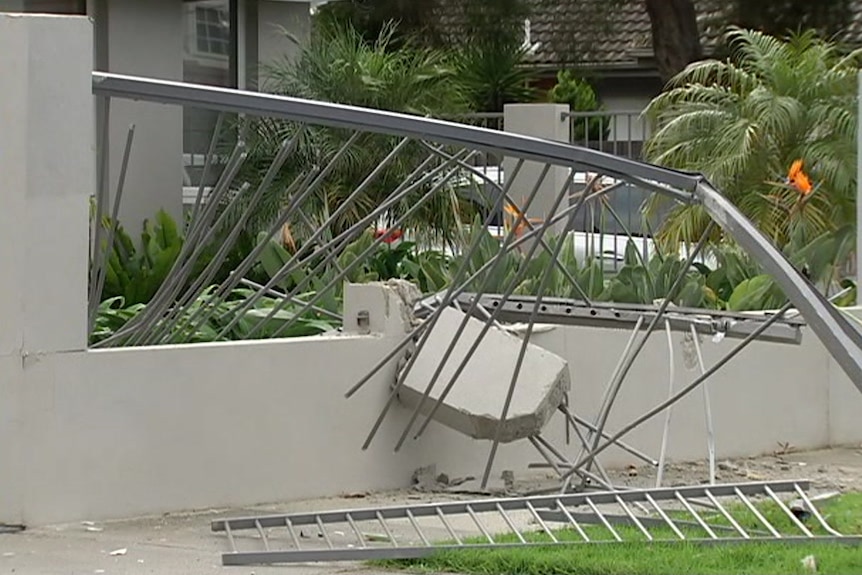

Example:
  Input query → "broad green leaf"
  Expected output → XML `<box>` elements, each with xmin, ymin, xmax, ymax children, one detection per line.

<box><xmin>258</xmin><ymin>239</ymin><xmax>293</xmax><ymax>289</ymax></box>
<box><xmin>727</xmin><ymin>274</ymin><xmax>780</xmax><ymax>311</ymax></box>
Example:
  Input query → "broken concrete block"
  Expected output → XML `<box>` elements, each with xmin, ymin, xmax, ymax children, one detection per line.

<box><xmin>501</xmin><ymin>470</ymin><xmax>515</xmax><ymax>491</ymax></box>
<box><xmin>399</xmin><ymin>307</ymin><xmax>570</xmax><ymax>443</ymax></box>
<box><xmin>343</xmin><ymin>280</ymin><xmax>421</xmax><ymax>335</ymax></box>
<box><xmin>411</xmin><ymin>464</ymin><xmax>438</xmax><ymax>491</ymax></box>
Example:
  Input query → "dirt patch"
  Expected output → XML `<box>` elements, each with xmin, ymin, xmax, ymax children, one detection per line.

<box><xmin>391</xmin><ymin>445</ymin><xmax>862</xmax><ymax>500</ymax></box>
<box><xmin>605</xmin><ymin>444</ymin><xmax>862</xmax><ymax>493</ymax></box>
<box><xmin>268</xmin><ymin>445</ymin><xmax>862</xmax><ymax>513</ymax></box>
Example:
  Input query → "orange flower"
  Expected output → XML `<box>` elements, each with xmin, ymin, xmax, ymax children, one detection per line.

<box><xmin>787</xmin><ymin>159</ymin><xmax>813</xmax><ymax>195</ymax></box>
<box><xmin>503</xmin><ymin>202</ymin><xmax>528</xmax><ymax>236</ymax></box>
<box><xmin>503</xmin><ymin>203</ymin><xmax>523</xmax><ymax>219</ymax></box>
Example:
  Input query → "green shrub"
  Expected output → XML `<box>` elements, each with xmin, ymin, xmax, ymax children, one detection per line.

<box><xmin>548</xmin><ymin>70</ymin><xmax>609</xmax><ymax>142</ymax></box>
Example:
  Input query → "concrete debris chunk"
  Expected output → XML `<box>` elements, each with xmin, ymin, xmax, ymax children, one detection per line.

<box><xmin>399</xmin><ymin>307</ymin><xmax>570</xmax><ymax>442</ymax></box>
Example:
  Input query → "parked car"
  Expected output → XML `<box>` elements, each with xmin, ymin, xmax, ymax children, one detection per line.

<box><xmin>444</xmin><ymin>164</ymin><xmax>714</xmax><ymax>272</ymax></box>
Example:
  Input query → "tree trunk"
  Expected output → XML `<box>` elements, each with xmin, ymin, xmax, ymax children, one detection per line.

<box><xmin>644</xmin><ymin>0</ymin><xmax>702</xmax><ymax>85</ymax></box>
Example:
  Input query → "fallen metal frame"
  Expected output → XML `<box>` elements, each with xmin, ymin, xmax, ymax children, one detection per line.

<box><xmin>428</xmin><ymin>293</ymin><xmax>805</xmax><ymax>344</ymax></box>
<box><xmin>211</xmin><ymin>480</ymin><xmax>859</xmax><ymax>565</ymax></box>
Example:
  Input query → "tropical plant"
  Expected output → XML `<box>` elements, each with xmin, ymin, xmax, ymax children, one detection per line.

<box><xmin>257</xmin><ymin>229</ymin><xmax>451</xmax><ymax>297</ymax></box>
<box><xmin>603</xmin><ymin>231</ymin><xmax>858</xmax><ymax>313</ymax></box>
<box><xmin>313</xmin><ymin>0</ymin><xmax>440</xmax><ymax>46</ymax></box>
<box><xmin>263</xmin><ymin>20</ymin><xmax>467</xmax><ymax>114</ymax></box>
<box><xmin>644</xmin><ymin>27</ymin><xmax>861</xmax><ymax>251</ymax></box>
<box><xmin>91</xmin><ymin>296</ymin><xmax>147</xmax><ymax>344</ymax></box>
<box><xmin>95</xmin><ymin>209</ymin><xmax>184</xmax><ymax>306</ymax></box>
<box><xmin>599</xmin><ymin>242</ymin><xmax>711</xmax><ymax>308</ymax></box>
<box><xmin>452</xmin><ymin>216</ymin><xmax>606</xmax><ymax>299</ymax></box>
<box><xmin>234</xmin><ymin>20</ymin><xmax>474</xmax><ymax>246</ymax></box>
<box><xmin>548</xmin><ymin>70</ymin><xmax>609</xmax><ymax>142</ymax></box>
<box><xmin>91</xmin><ymin>207</ymin><xmax>267</xmax><ymax>306</ymax></box>
<box><xmin>454</xmin><ymin>37</ymin><xmax>538</xmax><ymax>113</ymax></box>
<box><xmin>697</xmin><ymin>227</ymin><xmax>854</xmax><ymax>311</ymax></box>
<box><xmin>91</xmin><ymin>288</ymin><xmax>339</xmax><ymax>346</ymax></box>
<box><xmin>366</xmin><ymin>240</ymin><xmax>452</xmax><ymax>293</ymax></box>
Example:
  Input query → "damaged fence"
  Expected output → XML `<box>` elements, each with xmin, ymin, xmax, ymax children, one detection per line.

<box><xmin>87</xmin><ymin>73</ymin><xmax>862</xmax><ymax>550</ymax></box>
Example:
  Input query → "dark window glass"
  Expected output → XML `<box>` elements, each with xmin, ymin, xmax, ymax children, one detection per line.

<box><xmin>183</xmin><ymin>1</ymin><xmax>236</xmax><ymax>194</ymax></box>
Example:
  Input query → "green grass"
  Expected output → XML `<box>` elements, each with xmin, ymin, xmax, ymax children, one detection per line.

<box><xmin>375</xmin><ymin>493</ymin><xmax>862</xmax><ymax>575</ymax></box>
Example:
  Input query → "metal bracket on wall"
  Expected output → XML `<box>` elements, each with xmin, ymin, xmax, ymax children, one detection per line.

<box><xmin>211</xmin><ymin>480</ymin><xmax>859</xmax><ymax>566</ymax></box>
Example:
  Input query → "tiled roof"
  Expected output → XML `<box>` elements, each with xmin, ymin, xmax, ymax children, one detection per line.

<box><xmin>435</xmin><ymin>0</ymin><xmax>862</xmax><ymax>70</ymax></box>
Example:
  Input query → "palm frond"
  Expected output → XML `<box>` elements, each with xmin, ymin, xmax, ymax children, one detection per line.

<box><xmin>645</xmin><ymin>26</ymin><xmax>857</xmax><ymax>251</ymax></box>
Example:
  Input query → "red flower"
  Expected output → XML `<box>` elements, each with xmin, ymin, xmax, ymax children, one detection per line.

<box><xmin>373</xmin><ymin>228</ymin><xmax>403</xmax><ymax>244</ymax></box>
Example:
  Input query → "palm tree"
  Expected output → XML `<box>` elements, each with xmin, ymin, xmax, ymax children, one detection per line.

<box><xmin>454</xmin><ymin>37</ymin><xmax>538</xmax><ymax>113</ymax></box>
<box><xmin>233</xmin><ymin>20</ymin><xmax>474</xmax><ymax>247</ymax></box>
<box><xmin>644</xmin><ymin>27</ymin><xmax>861</xmax><ymax>249</ymax></box>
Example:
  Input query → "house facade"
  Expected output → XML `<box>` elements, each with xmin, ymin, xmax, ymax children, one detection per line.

<box><xmin>522</xmin><ymin>0</ymin><xmax>862</xmax><ymax>107</ymax></box>
<box><xmin>0</xmin><ymin>0</ymin><xmax>311</xmax><ymax>228</ymax></box>
<box><xmin>439</xmin><ymin>0</ymin><xmax>862</xmax><ymax>159</ymax></box>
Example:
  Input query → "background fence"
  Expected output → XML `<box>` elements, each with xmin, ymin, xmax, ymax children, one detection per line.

<box><xmin>445</xmin><ymin>110</ymin><xmax>651</xmax><ymax>160</ymax></box>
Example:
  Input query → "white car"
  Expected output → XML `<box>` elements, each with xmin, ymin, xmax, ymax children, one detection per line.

<box><xmin>445</xmin><ymin>165</ymin><xmax>715</xmax><ymax>272</ymax></box>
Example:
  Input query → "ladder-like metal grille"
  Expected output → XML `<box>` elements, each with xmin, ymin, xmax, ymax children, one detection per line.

<box><xmin>211</xmin><ymin>480</ymin><xmax>858</xmax><ymax>565</ymax></box>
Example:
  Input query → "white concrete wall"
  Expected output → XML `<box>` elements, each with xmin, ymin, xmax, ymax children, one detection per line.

<box><xmin>0</xmin><ymin>13</ymin><xmax>93</xmax><ymax>355</ymax></box>
<box><xmin>0</xmin><ymin>11</ymin><xmax>93</xmax><ymax>525</ymax></box>
<box><xmin>409</xmin><ymin>321</ymin><xmax>862</xmax><ymax>484</ymax></box>
<box><xmin>3</xmin><ymin>336</ymin><xmax>424</xmax><ymax>525</ymax></box>
<box><xmin>528</xmin><ymin>325</ymin><xmax>831</xmax><ymax>463</ymax></box>
<box><xmin>6</xmin><ymin>314</ymin><xmax>861</xmax><ymax>526</ymax></box>
<box><xmin>829</xmin><ymin>355</ymin><xmax>862</xmax><ymax>445</ymax></box>
<box><xmin>825</xmin><ymin>310</ymin><xmax>862</xmax><ymax>444</ymax></box>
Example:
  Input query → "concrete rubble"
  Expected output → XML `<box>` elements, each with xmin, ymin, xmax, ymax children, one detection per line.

<box><xmin>399</xmin><ymin>307</ymin><xmax>571</xmax><ymax>443</ymax></box>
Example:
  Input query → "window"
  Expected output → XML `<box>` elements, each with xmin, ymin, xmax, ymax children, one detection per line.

<box><xmin>184</xmin><ymin>1</ymin><xmax>233</xmax><ymax>63</ymax></box>
<box><xmin>183</xmin><ymin>0</ymin><xmax>238</xmax><ymax>196</ymax></box>
<box><xmin>195</xmin><ymin>5</ymin><xmax>230</xmax><ymax>56</ymax></box>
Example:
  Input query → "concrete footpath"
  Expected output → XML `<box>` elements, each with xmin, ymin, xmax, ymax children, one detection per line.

<box><xmin>0</xmin><ymin>487</ymin><xmax>482</xmax><ymax>575</ymax></box>
<box><xmin>0</xmin><ymin>506</ymin><xmax>376</xmax><ymax>575</ymax></box>
<box><xmin>2</xmin><ymin>446</ymin><xmax>860</xmax><ymax>574</ymax></box>
<box><xmin>0</xmin><ymin>490</ymin><xmax>431</xmax><ymax>575</ymax></box>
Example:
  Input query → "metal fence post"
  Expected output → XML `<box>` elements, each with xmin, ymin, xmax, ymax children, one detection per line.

<box><xmin>856</xmin><ymin>70</ymin><xmax>862</xmax><ymax>304</ymax></box>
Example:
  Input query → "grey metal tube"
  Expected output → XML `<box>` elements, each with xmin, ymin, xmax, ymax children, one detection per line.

<box><xmin>92</xmin><ymin>72</ymin><xmax>704</xmax><ymax>192</ymax></box>
<box><xmin>696</xmin><ymin>182</ymin><xmax>862</xmax><ymax>390</ymax></box>
<box><xmin>563</xmin><ymin>301</ymin><xmax>796</xmax><ymax>480</ymax></box>
<box><xmin>88</xmin><ymin>123</ymin><xmax>135</xmax><ymax>333</ymax></box>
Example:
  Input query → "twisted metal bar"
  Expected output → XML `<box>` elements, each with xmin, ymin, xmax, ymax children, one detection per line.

<box><xmin>481</xmin><ymin>177</ymin><xmax>588</xmax><ymax>487</ymax></box>
<box><xmin>561</xmin><ymin>301</ymin><xmax>795</xmax><ymax>482</ymax></box>
<box><xmin>578</xmin><ymin>222</ymin><xmax>715</xmax><ymax>479</ymax></box>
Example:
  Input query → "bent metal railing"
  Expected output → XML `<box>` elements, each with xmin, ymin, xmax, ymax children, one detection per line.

<box><xmin>89</xmin><ymin>72</ymin><xmax>862</xmax><ymax>380</ymax></box>
<box><xmin>89</xmin><ymin>72</ymin><xmax>862</xmax><ymax>490</ymax></box>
